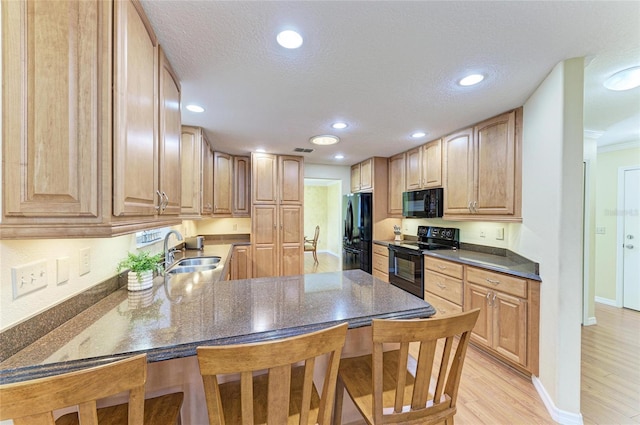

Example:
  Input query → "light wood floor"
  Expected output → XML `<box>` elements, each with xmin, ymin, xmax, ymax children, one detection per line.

<box><xmin>304</xmin><ymin>252</ymin><xmax>640</xmax><ymax>424</ymax></box>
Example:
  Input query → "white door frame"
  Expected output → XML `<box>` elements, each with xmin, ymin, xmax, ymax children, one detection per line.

<box><xmin>582</xmin><ymin>160</ymin><xmax>595</xmax><ymax>325</ymax></box>
<box><xmin>615</xmin><ymin>165</ymin><xmax>640</xmax><ymax>307</ymax></box>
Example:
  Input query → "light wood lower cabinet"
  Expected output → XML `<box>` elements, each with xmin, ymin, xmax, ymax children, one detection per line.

<box><xmin>463</xmin><ymin>265</ymin><xmax>537</xmax><ymax>375</ymax></box>
<box><xmin>372</xmin><ymin>244</ymin><xmax>389</xmax><ymax>282</ymax></box>
<box><xmin>424</xmin><ymin>257</ymin><xmax>463</xmax><ymax>316</ymax></box>
<box><xmin>229</xmin><ymin>245</ymin><xmax>252</xmax><ymax>280</ymax></box>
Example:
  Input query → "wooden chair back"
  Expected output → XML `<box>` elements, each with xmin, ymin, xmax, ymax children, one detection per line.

<box><xmin>0</xmin><ymin>354</ymin><xmax>147</xmax><ymax>425</ymax></box>
<box><xmin>197</xmin><ymin>322</ymin><xmax>348</xmax><ymax>425</ymax></box>
<box><xmin>370</xmin><ymin>309</ymin><xmax>480</xmax><ymax>424</ymax></box>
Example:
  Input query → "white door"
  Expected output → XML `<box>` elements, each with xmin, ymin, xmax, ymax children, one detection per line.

<box><xmin>622</xmin><ymin>168</ymin><xmax>640</xmax><ymax>311</ymax></box>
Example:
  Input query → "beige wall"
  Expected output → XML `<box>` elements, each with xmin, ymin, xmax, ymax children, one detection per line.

<box><xmin>583</xmin><ymin>136</ymin><xmax>599</xmax><ymax>323</ymax></box>
<box><xmin>595</xmin><ymin>145</ymin><xmax>640</xmax><ymax>301</ymax></box>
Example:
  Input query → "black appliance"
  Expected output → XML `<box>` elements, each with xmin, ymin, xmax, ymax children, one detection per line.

<box><xmin>402</xmin><ymin>188</ymin><xmax>443</xmax><ymax>218</ymax></box>
<box><xmin>388</xmin><ymin>225</ymin><xmax>459</xmax><ymax>298</ymax></box>
<box><xmin>342</xmin><ymin>192</ymin><xmax>373</xmax><ymax>273</ymax></box>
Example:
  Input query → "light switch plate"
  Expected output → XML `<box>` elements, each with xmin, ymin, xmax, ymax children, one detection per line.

<box><xmin>79</xmin><ymin>247</ymin><xmax>91</xmax><ymax>276</ymax></box>
<box><xmin>57</xmin><ymin>257</ymin><xmax>70</xmax><ymax>284</ymax></box>
<box><xmin>12</xmin><ymin>260</ymin><xmax>48</xmax><ymax>299</ymax></box>
<box><xmin>496</xmin><ymin>227</ymin><xmax>505</xmax><ymax>240</ymax></box>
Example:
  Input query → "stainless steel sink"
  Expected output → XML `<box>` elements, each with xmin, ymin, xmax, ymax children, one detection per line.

<box><xmin>176</xmin><ymin>256</ymin><xmax>221</xmax><ymax>267</ymax></box>
<box><xmin>166</xmin><ymin>256</ymin><xmax>221</xmax><ymax>274</ymax></box>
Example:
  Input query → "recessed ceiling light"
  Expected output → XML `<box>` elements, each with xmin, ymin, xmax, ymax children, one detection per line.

<box><xmin>604</xmin><ymin>66</ymin><xmax>640</xmax><ymax>91</ymax></box>
<box><xmin>256</xmin><ymin>148</ymin><xmax>266</xmax><ymax>153</ymax></box>
<box><xmin>310</xmin><ymin>135</ymin><xmax>339</xmax><ymax>145</ymax></box>
<box><xmin>332</xmin><ymin>122</ymin><xmax>348</xmax><ymax>129</ymax></box>
<box><xmin>185</xmin><ymin>104</ymin><xmax>205</xmax><ymax>113</ymax></box>
<box><xmin>276</xmin><ymin>30</ymin><xmax>303</xmax><ymax>49</ymax></box>
<box><xmin>334</xmin><ymin>154</ymin><xmax>344</xmax><ymax>160</ymax></box>
<box><xmin>459</xmin><ymin>74</ymin><xmax>484</xmax><ymax>86</ymax></box>
<box><xmin>411</xmin><ymin>131</ymin><xmax>426</xmax><ymax>138</ymax></box>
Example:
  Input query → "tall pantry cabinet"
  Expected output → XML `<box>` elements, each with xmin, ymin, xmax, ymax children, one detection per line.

<box><xmin>251</xmin><ymin>153</ymin><xmax>304</xmax><ymax>278</ymax></box>
<box><xmin>1</xmin><ymin>0</ymin><xmax>182</xmax><ymax>238</ymax></box>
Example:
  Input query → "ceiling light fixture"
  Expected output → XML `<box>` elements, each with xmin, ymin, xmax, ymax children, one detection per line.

<box><xmin>334</xmin><ymin>154</ymin><xmax>344</xmax><ymax>160</ymax></box>
<box><xmin>332</xmin><ymin>122</ymin><xmax>348</xmax><ymax>129</ymax></box>
<box><xmin>459</xmin><ymin>74</ymin><xmax>484</xmax><ymax>86</ymax></box>
<box><xmin>310</xmin><ymin>135</ymin><xmax>339</xmax><ymax>145</ymax></box>
<box><xmin>411</xmin><ymin>131</ymin><xmax>426</xmax><ymax>138</ymax></box>
<box><xmin>276</xmin><ymin>30</ymin><xmax>303</xmax><ymax>49</ymax></box>
<box><xmin>604</xmin><ymin>66</ymin><xmax>640</xmax><ymax>91</ymax></box>
<box><xmin>185</xmin><ymin>104</ymin><xmax>205</xmax><ymax>113</ymax></box>
<box><xmin>256</xmin><ymin>148</ymin><xmax>266</xmax><ymax>153</ymax></box>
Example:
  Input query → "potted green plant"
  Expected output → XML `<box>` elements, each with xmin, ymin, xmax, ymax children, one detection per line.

<box><xmin>117</xmin><ymin>251</ymin><xmax>164</xmax><ymax>291</ymax></box>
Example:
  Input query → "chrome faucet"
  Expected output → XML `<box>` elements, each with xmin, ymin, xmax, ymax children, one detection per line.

<box><xmin>163</xmin><ymin>230</ymin><xmax>184</xmax><ymax>268</ymax></box>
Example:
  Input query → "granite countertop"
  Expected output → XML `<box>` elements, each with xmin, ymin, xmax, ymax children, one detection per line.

<box><xmin>0</xmin><ymin>269</ymin><xmax>435</xmax><ymax>384</ymax></box>
<box><xmin>376</xmin><ymin>240</ymin><xmax>541</xmax><ymax>281</ymax></box>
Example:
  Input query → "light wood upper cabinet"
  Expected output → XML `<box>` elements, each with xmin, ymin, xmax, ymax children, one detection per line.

<box><xmin>180</xmin><ymin>126</ymin><xmax>203</xmax><ymax>217</ymax></box>
<box><xmin>278</xmin><ymin>156</ymin><xmax>304</xmax><ymax>204</ymax></box>
<box><xmin>213</xmin><ymin>152</ymin><xmax>232</xmax><ymax>215</ymax></box>
<box><xmin>351</xmin><ymin>158</ymin><xmax>373</xmax><ymax>192</ymax></box>
<box><xmin>251</xmin><ymin>153</ymin><xmax>303</xmax><ymax>205</ymax></box>
<box><xmin>158</xmin><ymin>46</ymin><xmax>181</xmax><ymax>215</ymax></box>
<box><xmin>443</xmin><ymin>109</ymin><xmax>521</xmax><ymax>221</ymax></box>
<box><xmin>202</xmin><ymin>139</ymin><xmax>214</xmax><ymax>215</ymax></box>
<box><xmin>1</xmin><ymin>0</ymin><xmax>107</xmax><ymax>235</ymax></box>
<box><xmin>405</xmin><ymin>147</ymin><xmax>422</xmax><ymax>191</ymax></box>
<box><xmin>113</xmin><ymin>0</ymin><xmax>159</xmax><ymax>217</ymax></box>
<box><xmin>423</xmin><ymin>139</ymin><xmax>443</xmax><ymax>188</ymax></box>
<box><xmin>233</xmin><ymin>156</ymin><xmax>251</xmax><ymax>217</ymax></box>
<box><xmin>387</xmin><ymin>153</ymin><xmax>406</xmax><ymax>216</ymax></box>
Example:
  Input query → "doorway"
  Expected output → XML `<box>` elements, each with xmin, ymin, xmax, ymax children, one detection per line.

<box><xmin>617</xmin><ymin>166</ymin><xmax>640</xmax><ymax>311</ymax></box>
<box><xmin>303</xmin><ymin>178</ymin><xmax>342</xmax><ymax>259</ymax></box>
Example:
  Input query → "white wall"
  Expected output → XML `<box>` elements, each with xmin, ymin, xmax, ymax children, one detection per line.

<box><xmin>583</xmin><ymin>136</ymin><xmax>599</xmax><ymax>324</ymax></box>
<box><xmin>510</xmin><ymin>58</ymin><xmax>585</xmax><ymax>422</ymax></box>
<box><xmin>304</xmin><ymin>163</ymin><xmax>351</xmax><ymax>195</ymax></box>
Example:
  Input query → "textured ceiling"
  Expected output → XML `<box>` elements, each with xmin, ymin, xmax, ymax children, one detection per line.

<box><xmin>140</xmin><ymin>1</ymin><xmax>640</xmax><ymax>165</ymax></box>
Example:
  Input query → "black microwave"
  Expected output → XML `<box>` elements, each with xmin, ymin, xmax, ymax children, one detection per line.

<box><xmin>402</xmin><ymin>188</ymin><xmax>443</xmax><ymax>218</ymax></box>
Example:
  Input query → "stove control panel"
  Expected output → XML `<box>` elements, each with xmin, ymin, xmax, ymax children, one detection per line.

<box><xmin>417</xmin><ymin>226</ymin><xmax>460</xmax><ymax>242</ymax></box>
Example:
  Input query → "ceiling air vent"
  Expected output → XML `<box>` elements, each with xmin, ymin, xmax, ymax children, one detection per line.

<box><xmin>293</xmin><ymin>147</ymin><xmax>314</xmax><ymax>153</ymax></box>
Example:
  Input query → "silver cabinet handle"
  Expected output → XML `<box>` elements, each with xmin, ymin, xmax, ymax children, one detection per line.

<box><xmin>161</xmin><ymin>192</ymin><xmax>169</xmax><ymax>211</ymax></box>
<box><xmin>626</xmin><ymin>244</ymin><xmax>634</xmax><ymax>249</ymax></box>
<box><xmin>468</xmin><ymin>202</ymin><xmax>473</xmax><ymax>212</ymax></box>
<box><xmin>436</xmin><ymin>282</ymin><xmax>446</xmax><ymax>290</ymax></box>
<box><xmin>486</xmin><ymin>278</ymin><xmax>501</xmax><ymax>285</ymax></box>
<box><xmin>486</xmin><ymin>292</ymin><xmax>491</xmax><ymax>306</ymax></box>
<box><xmin>437</xmin><ymin>264</ymin><xmax>447</xmax><ymax>270</ymax></box>
<box><xmin>155</xmin><ymin>190</ymin><xmax>163</xmax><ymax>211</ymax></box>
<box><xmin>492</xmin><ymin>294</ymin><xmax>497</xmax><ymax>306</ymax></box>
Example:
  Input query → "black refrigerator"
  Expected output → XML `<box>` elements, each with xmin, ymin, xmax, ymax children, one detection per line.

<box><xmin>342</xmin><ymin>192</ymin><xmax>373</xmax><ymax>273</ymax></box>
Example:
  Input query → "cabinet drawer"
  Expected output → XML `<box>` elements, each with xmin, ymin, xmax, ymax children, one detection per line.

<box><xmin>424</xmin><ymin>270</ymin><xmax>463</xmax><ymax>305</ymax></box>
<box><xmin>424</xmin><ymin>256</ymin><xmax>463</xmax><ymax>279</ymax></box>
<box><xmin>373</xmin><ymin>244</ymin><xmax>389</xmax><ymax>256</ymax></box>
<box><xmin>424</xmin><ymin>293</ymin><xmax>462</xmax><ymax>317</ymax></box>
<box><xmin>466</xmin><ymin>266</ymin><xmax>527</xmax><ymax>298</ymax></box>
<box><xmin>373</xmin><ymin>252</ymin><xmax>388</xmax><ymax>274</ymax></box>
<box><xmin>372</xmin><ymin>268</ymin><xmax>389</xmax><ymax>283</ymax></box>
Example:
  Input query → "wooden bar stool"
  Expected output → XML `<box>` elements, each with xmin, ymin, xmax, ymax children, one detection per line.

<box><xmin>0</xmin><ymin>354</ymin><xmax>183</xmax><ymax>425</ymax></box>
<box><xmin>196</xmin><ymin>322</ymin><xmax>348</xmax><ymax>425</ymax></box>
<box><xmin>333</xmin><ymin>309</ymin><xmax>480</xmax><ymax>425</ymax></box>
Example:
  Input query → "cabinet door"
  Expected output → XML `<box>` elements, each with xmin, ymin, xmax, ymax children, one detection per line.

<box><xmin>279</xmin><ymin>156</ymin><xmax>304</xmax><ymax>204</ymax></box>
<box><xmin>474</xmin><ymin>111</ymin><xmax>516</xmax><ymax>215</ymax></box>
<box><xmin>233</xmin><ymin>156</ymin><xmax>250</xmax><ymax>216</ymax></box>
<box><xmin>113</xmin><ymin>0</ymin><xmax>159</xmax><ymax>216</ymax></box>
<box><xmin>231</xmin><ymin>245</ymin><xmax>251</xmax><ymax>280</ymax></box>
<box><xmin>443</xmin><ymin>128</ymin><xmax>474</xmax><ymax>215</ymax></box>
<box><xmin>252</xmin><ymin>153</ymin><xmax>278</xmax><ymax>204</ymax></box>
<box><xmin>180</xmin><ymin>126</ymin><xmax>202</xmax><ymax>216</ymax></box>
<box><xmin>213</xmin><ymin>152</ymin><xmax>232</xmax><ymax>214</ymax></box>
<box><xmin>359</xmin><ymin>158</ymin><xmax>373</xmax><ymax>191</ymax></box>
<box><xmin>158</xmin><ymin>47</ymin><xmax>181</xmax><ymax>215</ymax></box>
<box><xmin>464</xmin><ymin>283</ymin><xmax>492</xmax><ymax>347</ymax></box>
<box><xmin>405</xmin><ymin>147</ymin><xmax>422</xmax><ymax>191</ymax></box>
<box><xmin>493</xmin><ymin>291</ymin><xmax>527</xmax><ymax>366</ymax></box>
<box><xmin>280</xmin><ymin>205</ymin><xmax>303</xmax><ymax>276</ymax></box>
<box><xmin>350</xmin><ymin>163</ymin><xmax>361</xmax><ymax>192</ymax></box>
<box><xmin>387</xmin><ymin>153</ymin><xmax>405</xmax><ymax>216</ymax></box>
<box><xmin>202</xmin><ymin>140</ymin><xmax>214</xmax><ymax>215</ymax></box>
<box><xmin>252</xmin><ymin>205</ymin><xmax>278</xmax><ymax>277</ymax></box>
<box><xmin>423</xmin><ymin>139</ymin><xmax>442</xmax><ymax>188</ymax></box>
<box><xmin>2</xmin><ymin>0</ymin><xmax>104</xmax><ymax>222</ymax></box>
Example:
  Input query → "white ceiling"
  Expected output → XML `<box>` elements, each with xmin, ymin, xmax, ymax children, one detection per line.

<box><xmin>140</xmin><ymin>1</ymin><xmax>640</xmax><ymax>165</ymax></box>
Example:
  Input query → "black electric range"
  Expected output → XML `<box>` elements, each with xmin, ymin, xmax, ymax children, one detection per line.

<box><xmin>387</xmin><ymin>226</ymin><xmax>460</xmax><ymax>299</ymax></box>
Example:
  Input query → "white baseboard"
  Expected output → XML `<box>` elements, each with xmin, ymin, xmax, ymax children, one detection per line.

<box><xmin>583</xmin><ymin>316</ymin><xmax>597</xmax><ymax>326</ymax></box>
<box><xmin>594</xmin><ymin>296</ymin><xmax>617</xmax><ymax>307</ymax></box>
<box><xmin>532</xmin><ymin>376</ymin><xmax>583</xmax><ymax>425</ymax></box>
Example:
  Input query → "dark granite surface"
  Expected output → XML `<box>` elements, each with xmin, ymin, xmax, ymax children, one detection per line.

<box><xmin>0</xmin><ymin>269</ymin><xmax>434</xmax><ymax>384</ymax></box>
<box><xmin>376</xmin><ymin>240</ymin><xmax>541</xmax><ymax>281</ymax></box>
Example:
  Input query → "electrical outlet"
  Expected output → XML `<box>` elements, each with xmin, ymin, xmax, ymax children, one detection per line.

<box><xmin>57</xmin><ymin>257</ymin><xmax>70</xmax><ymax>284</ymax></box>
<box><xmin>480</xmin><ymin>229</ymin><xmax>486</xmax><ymax>238</ymax></box>
<box><xmin>79</xmin><ymin>247</ymin><xmax>91</xmax><ymax>276</ymax></box>
<box><xmin>12</xmin><ymin>260</ymin><xmax>48</xmax><ymax>299</ymax></box>
<box><xmin>595</xmin><ymin>227</ymin><xmax>606</xmax><ymax>235</ymax></box>
<box><xmin>495</xmin><ymin>227</ymin><xmax>505</xmax><ymax>240</ymax></box>
<box><xmin>233</xmin><ymin>223</ymin><xmax>238</xmax><ymax>231</ymax></box>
